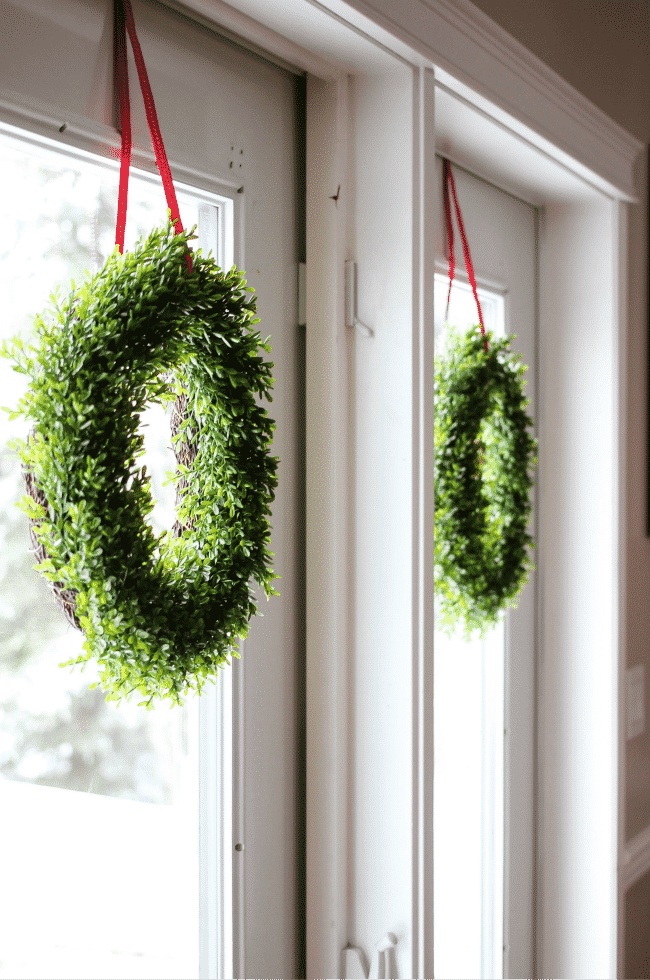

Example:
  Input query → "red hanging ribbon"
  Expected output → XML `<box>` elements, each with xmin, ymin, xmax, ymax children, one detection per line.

<box><xmin>113</xmin><ymin>0</ymin><xmax>192</xmax><ymax>273</ymax></box>
<box><xmin>113</xmin><ymin>0</ymin><xmax>131</xmax><ymax>255</ymax></box>
<box><xmin>442</xmin><ymin>159</ymin><xmax>487</xmax><ymax>354</ymax></box>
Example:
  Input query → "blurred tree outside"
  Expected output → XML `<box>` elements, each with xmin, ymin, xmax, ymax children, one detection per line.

<box><xmin>0</xmin><ymin>129</ymin><xmax>199</xmax><ymax>806</ymax></box>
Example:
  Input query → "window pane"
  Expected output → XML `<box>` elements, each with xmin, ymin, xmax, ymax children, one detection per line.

<box><xmin>0</xmin><ymin>125</ymin><xmax>219</xmax><ymax>980</ymax></box>
<box><xmin>434</xmin><ymin>273</ymin><xmax>505</xmax><ymax>980</ymax></box>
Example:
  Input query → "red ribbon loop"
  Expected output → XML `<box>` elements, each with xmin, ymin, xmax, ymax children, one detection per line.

<box><xmin>443</xmin><ymin>159</ymin><xmax>487</xmax><ymax>354</ymax></box>
<box><xmin>113</xmin><ymin>0</ymin><xmax>192</xmax><ymax>273</ymax></box>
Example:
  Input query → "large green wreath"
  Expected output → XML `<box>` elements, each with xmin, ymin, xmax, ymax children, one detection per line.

<box><xmin>434</xmin><ymin>322</ymin><xmax>537</xmax><ymax>640</ymax></box>
<box><xmin>1</xmin><ymin>219</ymin><xmax>279</xmax><ymax>708</ymax></box>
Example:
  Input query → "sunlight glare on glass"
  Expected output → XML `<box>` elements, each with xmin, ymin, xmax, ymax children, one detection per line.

<box><xmin>434</xmin><ymin>271</ymin><xmax>504</xmax><ymax>344</ymax></box>
<box><xmin>433</xmin><ymin>271</ymin><xmax>505</xmax><ymax>980</ymax></box>
<box><xmin>0</xmin><ymin>123</ymin><xmax>210</xmax><ymax>980</ymax></box>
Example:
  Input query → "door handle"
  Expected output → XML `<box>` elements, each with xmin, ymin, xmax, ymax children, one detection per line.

<box><xmin>343</xmin><ymin>932</ymin><xmax>398</xmax><ymax>979</ymax></box>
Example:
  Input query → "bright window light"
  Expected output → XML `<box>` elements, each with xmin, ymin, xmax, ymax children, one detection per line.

<box><xmin>434</xmin><ymin>271</ymin><xmax>505</xmax><ymax>980</ymax></box>
<box><xmin>0</xmin><ymin>124</ymin><xmax>223</xmax><ymax>980</ymax></box>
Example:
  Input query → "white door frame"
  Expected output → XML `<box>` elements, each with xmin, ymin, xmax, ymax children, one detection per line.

<box><xmin>171</xmin><ymin>2</ymin><xmax>639</xmax><ymax>978</ymax></box>
<box><xmin>5</xmin><ymin>0</ymin><xmax>641</xmax><ymax>976</ymax></box>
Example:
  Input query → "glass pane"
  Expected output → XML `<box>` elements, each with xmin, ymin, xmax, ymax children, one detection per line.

<box><xmin>0</xmin><ymin>125</ymin><xmax>220</xmax><ymax>979</ymax></box>
<box><xmin>433</xmin><ymin>274</ymin><xmax>505</xmax><ymax>980</ymax></box>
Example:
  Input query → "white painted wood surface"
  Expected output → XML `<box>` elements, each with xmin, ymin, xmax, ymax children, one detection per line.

<box><xmin>305</xmin><ymin>70</ymin><xmax>350</xmax><ymax>980</ymax></box>
<box><xmin>176</xmin><ymin>0</ymin><xmax>641</xmax><ymax>201</ymax></box>
<box><xmin>290</xmin><ymin>2</ymin><xmax>634</xmax><ymax>976</ymax></box>
<box><xmin>306</xmin><ymin>61</ymin><xmax>436</xmax><ymax>980</ymax></box>
<box><xmin>537</xmin><ymin>193</ymin><xmax>621</xmax><ymax>980</ymax></box>
<box><xmin>0</xmin><ymin>3</ymin><xmax>302</xmax><ymax>977</ymax></box>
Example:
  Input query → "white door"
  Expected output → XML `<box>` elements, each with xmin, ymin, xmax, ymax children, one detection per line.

<box><xmin>433</xmin><ymin>157</ymin><xmax>537</xmax><ymax>980</ymax></box>
<box><xmin>0</xmin><ymin>2</ymin><xmax>302</xmax><ymax>978</ymax></box>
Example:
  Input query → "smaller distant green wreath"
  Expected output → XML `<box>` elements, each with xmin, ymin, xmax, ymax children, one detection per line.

<box><xmin>434</xmin><ymin>322</ymin><xmax>537</xmax><ymax>640</ymax></box>
<box><xmin>1</xmin><ymin>219</ymin><xmax>279</xmax><ymax>709</ymax></box>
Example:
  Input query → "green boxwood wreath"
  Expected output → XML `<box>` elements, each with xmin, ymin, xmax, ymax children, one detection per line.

<box><xmin>434</xmin><ymin>322</ymin><xmax>538</xmax><ymax>640</ymax></box>
<box><xmin>1</xmin><ymin>219</ymin><xmax>279</xmax><ymax>709</ymax></box>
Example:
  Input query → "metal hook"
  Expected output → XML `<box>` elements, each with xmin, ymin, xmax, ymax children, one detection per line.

<box><xmin>345</xmin><ymin>260</ymin><xmax>374</xmax><ymax>337</ymax></box>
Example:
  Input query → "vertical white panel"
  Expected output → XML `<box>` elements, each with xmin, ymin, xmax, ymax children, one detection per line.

<box><xmin>199</xmin><ymin>666</ymin><xmax>232</xmax><ymax>979</ymax></box>
<box><xmin>348</xmin><ymin>61</ymin><xmax>416</xmax><ymax>977</ymax></box>
<box><xmin>307</xmin><ymin>62</ymin><xmax>435</xmax><ymax>980</ymax></box>
<box><xmin>305</xmin><ymin>71</ymin><xmax>349</xmax><ymax>980</ymax></box>
<box><xmin>413</xmin><ymin>64</ymin><xmax>436</xmax><ymax>980</ymax></box>
<box><xmin>616</xmin><ymin>199</ymin><xmax>628</xmax><ymax>980</ymax></box>
<box><xmin>538</xmin><ymin>197</ymin><xmax>618</xmax><ymax>979</ymax></box>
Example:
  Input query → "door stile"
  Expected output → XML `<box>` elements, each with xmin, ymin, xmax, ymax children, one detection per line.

<box><xmin>305</xmin><ymin>70</ymin><xmax>351</xmax><ymax>980</ymax></box>
<box><xmin>412</xmin><ymin>63</ymin><xmax>436</xmax><ymax>980</ymax></box>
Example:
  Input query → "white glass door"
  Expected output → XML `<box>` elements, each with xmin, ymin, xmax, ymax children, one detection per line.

<box><xmin>0</xmin><ymin>124</ymin><xmax>227</xmax><ymax>980</ymax></box>
<box><xmin>433</xmin><ymin>160</ymin><xmax>538</xmax><ymax>980</ymax></box>
<box><xmin>433</xmin><ymin>278</ymin><xmax>506</xmax><ymax>980</ymax></box>
<box><xmin>1</xmin><ymin>2</ymin><xmax>303</xmax><ymax>975</ymax></box>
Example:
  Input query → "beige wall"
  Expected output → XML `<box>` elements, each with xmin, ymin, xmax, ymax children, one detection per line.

<box><xmin>627</xmin><ymin>871</ymin><xmax>650</xmax><ymax>979</ymax></box>
<box><xmin>471</xmin><ymin>0</ymin><xmax>650</xmax><ymax>974</ymax></box>
<box><xmin>470</xmin><ymin>0</ymin><xmax>650</xmax><ymax>142</ymax></box>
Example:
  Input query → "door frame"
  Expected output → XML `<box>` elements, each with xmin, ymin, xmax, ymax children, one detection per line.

<box><xmin>173</xmin><ymin>2</ymin><xmax>638</xmax><ymax>978</ymax></box>
<box><xmin>293</xmin><ymin>6</ymin><xmax>636</xmax><ymax>979</ymax></box>
<box><xmin>301</xmin><ymin>63</ymin><xmax>632</xmax><ymax>980</ymax></box>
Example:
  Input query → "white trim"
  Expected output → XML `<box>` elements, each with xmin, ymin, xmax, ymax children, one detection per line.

<box><xmin>615</xmin><ymin>200</ymin><xmax>629</xmax><ymax>980</ymax></box>
<box><xmin>176</xmin><ymin>0</ymin><xmax>643</xmax><ymax>201</ymax></box>
<box><xmin>532</xmin><ymin>206</ymin><xmax>541</xmax><ymax>980</ymax></box>
<box><xmin>305</xmin><ymin>71</ymin><xmax>350</xmax><ymax>979</ymax></box>
<box><xmin>0</xmin><ymin>93</ymin><xmax>247</xmax><ymax>202</ymax></box>
<box><xmin>534</xmin><ymin>190</ymin><xmax>621</xmax><ymax>980</ymax></box>
<box><xmin>313</xmin><ymin>0</ymin><xmax>643</xmax><ymax>201</ymax></box>
<box><xmin>198</xmin><ymin>673</ymin><xmax>232</xmax><ymax>979</ymax></box>
<box><xmin>433</xmin><ymin>79</ymin><xmax>625</xmax><ymax>206</ymax></box>
<box><xmin>412</xmin><ymin>64</ymin><xmax>436</xmax><ymax>979</ymax></box>
<box><xmin>231</xmin><ymin>645</ymin><xmax>245</xmax><ymax>978</ymax></box>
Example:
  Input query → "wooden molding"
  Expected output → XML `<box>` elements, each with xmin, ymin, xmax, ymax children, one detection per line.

<box><xmin>178</xmin><ymin>0</ymin><xmax>643</xmax><ymax>201</ymax></box>
<box><xmin>320</xmin><ymin>0</ymin><xmax>643</xmax><ymax>200</ymax></box>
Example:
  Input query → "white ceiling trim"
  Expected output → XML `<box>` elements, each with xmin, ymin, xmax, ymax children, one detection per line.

<box><xmin>317</xmin><ymin>0</ymin><xmax>644</xmax><ymax>201</ymax></box>
<box><xmin>170</xmin><ymin>0</ymin><xmax>643</xmax><ymax>203</ymax></box>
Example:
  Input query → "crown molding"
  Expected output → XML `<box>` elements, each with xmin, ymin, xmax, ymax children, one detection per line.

<box><xmin>320</xmin><ymin>0</ymin><xmax>644</xmax><ymax>201</ymax></box>
<box><xmin>184</xmin><ymin>0</ymin><xmax>642</xmax><ymax>201</ymax></box>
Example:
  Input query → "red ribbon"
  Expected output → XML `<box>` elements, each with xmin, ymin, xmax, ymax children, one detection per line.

<box><xmin>442</xmin><ymin>159</ymin><xmax>487</xmax><ymax>353</ymax></box>
<box><xmin>113</xmin><ymin>0</ymin><xmax>192</xmax><ymax>273</ymax></box>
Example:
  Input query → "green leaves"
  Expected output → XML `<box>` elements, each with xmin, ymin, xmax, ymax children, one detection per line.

<box><xmin>434</xmin><ymin>323</ymin><xmax>537</xmax><ymax>640</ymax></box>
<box><xmin>4</xmin><ymin>219</ymin><xmax>279</xmax><ymax>708</ymax></box>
